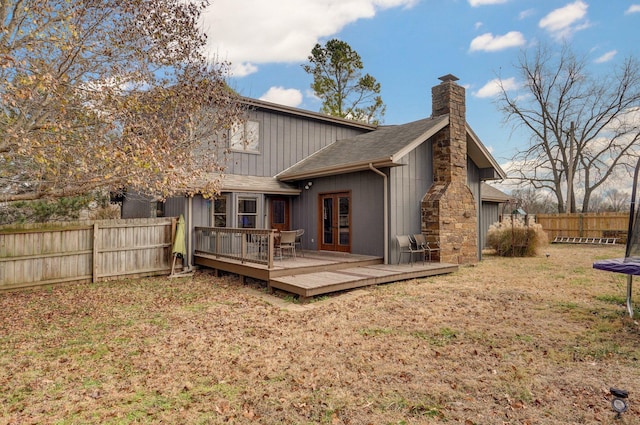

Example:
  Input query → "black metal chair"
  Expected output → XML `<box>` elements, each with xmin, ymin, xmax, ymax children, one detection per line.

<box><xmin>414</xmin><ymin>233</ymin><xmax>440</xmax><ymax>262</ymax></box>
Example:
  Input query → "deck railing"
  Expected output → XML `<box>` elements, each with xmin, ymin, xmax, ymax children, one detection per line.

<box><xmin>194</xmin><ymin>227</ymin><xmax>278</xmax><ymax>268</ymax></box>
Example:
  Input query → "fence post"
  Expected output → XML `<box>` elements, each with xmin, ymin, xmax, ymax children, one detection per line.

<box><xmin>579</xmin><ymin>214</ymin><xmax>584</xmax><ymax>238</ymax></box>
<box><xmin>171</xmin><ymin>217</ymin><xmax>177</xmax><ymax>251</ymax></box>
<box><xmin>92</xmin><ymin>223</ymin><xmax>99</xmax><ymax>283</ymax></box>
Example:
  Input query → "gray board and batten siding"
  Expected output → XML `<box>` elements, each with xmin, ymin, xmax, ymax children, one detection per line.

<box><xmin>291</xmin><ymin>170</ymin><xmax>385</xmax><ymax>256</ymax></box>
<box><xmin>388</xmin><ymin>137</ymin><xmax>434</xmax><ymax>262</ymax></box>
<box><xmin>225</xmin><ymin>101</ymin><xmax>372</xmax><ymax>178</ymax></box>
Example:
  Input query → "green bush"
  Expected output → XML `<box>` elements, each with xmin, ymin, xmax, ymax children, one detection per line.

<box><xmin>486</xmin><ymin>217</ymin><xmax>548</xmax><ymax>257</ymax></box>
<box><xmin>0</xmin><ymin>193</ymin><xmax>113</xmax><ymax>224</ymax></box>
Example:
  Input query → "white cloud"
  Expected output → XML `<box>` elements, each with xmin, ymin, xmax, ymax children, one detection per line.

<box><xmin>594</xmin><ymin>50</ymin><xmax>617</xmax><ymax>64</ymax></box>
<box><xmin>468</xmin><ymin>0</ymin><xmax>509</xmax><ymax>6</ymax></box>
<box><xmin>469</xmin><ymin>31</ymin><xmax>526</xmax><ymax>52</ymax></box>
<box><xmin>229</xmin><ymin>62</ymin><xmax>259</xmax><ymax>78</ymax></box>
<box><xmin>474</xmin><ymin>21</ymin><xmax>483</xmax><ymax>30</ymax></box>
<box><xmin>539</xmin><ymin>0</ymin><xmax>590</xmax><ymax>41</ymax></box>
<box><xmin>202</xmin><ymin>0</ymin><xmax>418</xmax><ymax>76</ymax></box>
<box><xmin>625</xmin><ymin>5</ymin><xmax>640</xmax><ymax>14</ymax></box>
<box><xmin>474</xmin><ymin>77</ymin><xmax>518</xmax><ymax>98</ymax></box>
<box><xmin>258</xmin><ymin>87</ymin><xmax>304</xmax><ymax>107</ymax></box>
<box><xmin>518</xmin><ymin>8</ymin><xmax>535</xmax><ymax>20</ymax></box>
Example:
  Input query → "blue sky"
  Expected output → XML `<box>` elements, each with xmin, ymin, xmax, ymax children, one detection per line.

<box><xmin>201</xmin><ymin>0</ymin><xmax>640</xmax><ymax>165</ymax></box>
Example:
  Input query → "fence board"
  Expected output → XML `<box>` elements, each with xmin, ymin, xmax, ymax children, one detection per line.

<box><xmin>0</xmin><ymin>218</ymin><xmax>175</xmax><ymax>290</ymax></box>
<box><xmin>536</xmin><ymin>212</ymin><xmax>629</xmax><ymax>242</ymax></box>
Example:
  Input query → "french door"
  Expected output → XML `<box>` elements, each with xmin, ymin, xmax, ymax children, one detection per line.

<box><xmin>319</xmin><ymin>192</ymin><xmax>351</xmax><ymax>252</ymax></box>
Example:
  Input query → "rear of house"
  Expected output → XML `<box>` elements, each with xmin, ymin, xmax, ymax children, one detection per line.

<box><xmin>122</xmin><ymin>75</ymin><xmax>505</xmax><ymax>268</ymax></box>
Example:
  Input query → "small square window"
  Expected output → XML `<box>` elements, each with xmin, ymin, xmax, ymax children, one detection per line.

<box><xmin>230</xmin><ymin>120</ymin><xmax>259</xmax><ymax>152</ymax></box>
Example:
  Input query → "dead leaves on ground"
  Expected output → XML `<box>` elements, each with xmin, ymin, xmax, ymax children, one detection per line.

<box><xmin>1</xmin><ymin>245</ymin><xmax>639</xmax><ymax>423</ymax></box>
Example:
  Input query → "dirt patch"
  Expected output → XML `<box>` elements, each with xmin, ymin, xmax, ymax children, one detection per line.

<box><xmin>1</xmin><ymin>244</ymin><xmax>639</xmax><ymax>424</ymax></box>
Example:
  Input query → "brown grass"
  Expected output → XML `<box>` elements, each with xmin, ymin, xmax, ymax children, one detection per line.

<box><xmin>1</xmin><ymin>244</ymin><xmax>640</xmax><ymax>424</ymax></box>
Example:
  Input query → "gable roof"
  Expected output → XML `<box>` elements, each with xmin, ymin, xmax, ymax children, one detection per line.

<box><xmin>242</xmin><ymin>97</ymin><xmax>376</xmax><ymax>131</ymax></box>
<box><xmin>277</xmin><ymin>114</ymin><xmax>506</xmax><ymax>181</ymax></box>
<box><xmin>467</xmin><ymin>125</ymin><xmax>506</xmax><ymax>180</ymax></box>
<box><xmin>481</xmin><ymin>182</ymin><xmax>512</xmax><ymax>203</ymax></box>
<box><xmin>277</xmin><ymin>115</ymin><xmax>450</xmax><ymax>181</ymax></box>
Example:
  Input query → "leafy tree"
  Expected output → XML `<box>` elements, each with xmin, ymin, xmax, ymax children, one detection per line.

<box><xmin>303</xmin><ymin>39</ymin><xmax>385</xmax><ymax>124</ymax></box>
<box><xmin>498</xmin><ymin>45</ymin><xmax>640</xmax><ymax>213</ymax></box>
<box><xmin>0</xmin><ymin>0</ymin><xmax>244</xmax><ymax>203</ymax></box>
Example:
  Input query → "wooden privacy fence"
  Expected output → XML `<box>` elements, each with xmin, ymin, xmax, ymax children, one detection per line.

<box><xmin>0</xmin><ymin>217</ymin><xmax>176</xmax><ymax>291</ymax></box>
<box><xmin>536</xmin><ymin>212</ymin><xmax>629</xmax><ymax>242</ymax></box>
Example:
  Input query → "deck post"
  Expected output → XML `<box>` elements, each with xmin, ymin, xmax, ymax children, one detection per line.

<box><xmin>268</xmin><ymin>231</ymin><xmax>274</xmax><ymax>269</ymax></box>
<box><xmin>241</xmin><ymin>233</ymin><xmax>247</xmax><ymax>264</ymax></box>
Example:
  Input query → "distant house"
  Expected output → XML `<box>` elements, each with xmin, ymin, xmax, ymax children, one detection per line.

<box><xmin>479</xmin><ymin>182</ymin><xmax>513</xmax><ymax>248</ymax></box>
<box><xmin>123</xmin><ymin>74</ymin><xmax>506</xmax><ymax>267</ymax></box>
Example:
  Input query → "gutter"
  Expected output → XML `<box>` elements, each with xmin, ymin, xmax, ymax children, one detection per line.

<box><xmin>369</xmin><ymin>163</ymin><xmax>389</xmax><ymax>264</ymax></box>
<box><xmin>279</xmin><ymin>157</ymin><xmax>397</xmax><ymax>182</ymax></box>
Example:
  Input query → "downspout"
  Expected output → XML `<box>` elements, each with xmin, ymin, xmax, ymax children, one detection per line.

<box><xmin>477</xmin><ymin>180</ymin><xmax>483</xmax><ymax>261</ymax></box>
<box><xmin>369</xmin><ymin>163</ymin><xmax>388</xmax><ymax>264</ymax></box>
<box><xmin>188</xmin><ymin>196</ymin><xmax>193</xmax><ymax>271</ymax></box>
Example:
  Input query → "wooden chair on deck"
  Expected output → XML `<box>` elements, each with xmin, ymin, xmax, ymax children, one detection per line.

<box><xmin>277</xmin><ymin>230</ymin><xmax>297</xmax><ymax>260</ymax></box>
<box><xmin>294</xmin><ymin>229</ymin><xmax>305</xmax><ymax>257</ymax></box>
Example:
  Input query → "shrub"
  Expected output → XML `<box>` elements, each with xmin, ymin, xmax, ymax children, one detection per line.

<box><xmin>486</xmin><ymin>217</ymin><xmax>548</xmax><ymax>257</ymax></box>
<box><xmin>0</xmin><ymin>193</ymin><xmax>116</xmax><ymax>224</ymax></box>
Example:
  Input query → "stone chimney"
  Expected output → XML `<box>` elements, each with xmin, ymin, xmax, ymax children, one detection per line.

<box><xmin>421</xmin><ymin>74</ymin><xmax>478</xmax><ymax>264</ymax></box>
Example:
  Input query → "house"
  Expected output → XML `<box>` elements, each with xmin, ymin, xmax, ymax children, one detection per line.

<box><xmin>479</xmin><ymin>182</ymin><xmax>514</xmax><ymax>248</ymax></box>
<box><xmin>124</xmin><ymin>74</ymin><xmax>506</xmax><ymax>268</ymax></box>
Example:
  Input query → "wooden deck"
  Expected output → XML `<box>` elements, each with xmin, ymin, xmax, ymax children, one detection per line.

<box><xmin>195</xmin><ymin>250</ymin><xmax>458</xmax><ymax>300</ymax></box>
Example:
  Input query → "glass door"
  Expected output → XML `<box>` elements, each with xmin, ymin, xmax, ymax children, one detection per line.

<box><xmin>269</xmin><ymin>197</ymin><xmax>289</xmax><ymax>232</ymax></box>
<box><xmin>319</xmin><ymin>192</ymin><xmax>351</xmax><ymax>252</ymax></box>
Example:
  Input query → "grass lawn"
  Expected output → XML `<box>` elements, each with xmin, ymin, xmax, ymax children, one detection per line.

<box><xmin>1</xmin><ymin>244</ymin><xmax>639</xmax><ymax>424</ymax></box>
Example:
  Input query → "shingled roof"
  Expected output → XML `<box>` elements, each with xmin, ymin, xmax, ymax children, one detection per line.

<box><xmin>481</xmin><ymin>182</ymin><xmax>512</xmax><ymax>203</ymax></box>
<box><xmin>276</xmin><ymin>114</ymin><xmax>506</xmax><ymax>181</ymax></box>
<box><xmin>277</xmin><ymin>115</ymin><xmax>450</xmax><ymax>181</ymax></box>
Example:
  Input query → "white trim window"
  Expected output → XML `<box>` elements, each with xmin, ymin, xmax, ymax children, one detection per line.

<box><xmin>213</xmin><ymin>196</ymin><xmax>227</xmax><ymax>227</ymax></box>
<box><xmin>237</xmin><ymin>197</ymin><xmax>258</xmax><ymax>228</ymax></box>
<box><xmin>230</xmin><ymin>120</ymin><xmax>259</xmax><ymax>153</ymax></box>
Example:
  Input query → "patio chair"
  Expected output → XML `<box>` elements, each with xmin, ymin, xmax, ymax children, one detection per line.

<box><xmin>246</xmin><ymin>233</ymin><xmax>268</xmax><ymax>260</ymax></box>
<box><xmin>413</xmin><ymin>233</ymin><xmax>440</xmax><ymax>262</ymax></box>
<box><xmin>426</xmin><ymin>239</ymin><xmax>441</xmax><ymax>262</ymax></box>
<box><xmin>277</xmin><ymin>230</ymin><xmax>297</xmax><ymax>260</ymax></box>
<box><xmin>294</xmin><ymin>229</ymin><xmax>305</xmax><ymax>257</ymax></box>
<box><xmin>396</xmin><ymin>235</ymin><xmax>425</xmax><ymax>265</ymax></box>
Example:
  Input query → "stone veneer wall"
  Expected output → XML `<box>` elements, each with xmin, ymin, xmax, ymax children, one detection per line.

<box><xmin>421</xmin><ymin>76</ymin><xmax>478</xmax><ymax>264</ymax></box>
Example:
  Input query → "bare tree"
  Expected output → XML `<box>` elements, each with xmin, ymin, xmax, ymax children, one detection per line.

<box><xmin>0</xmin><ymin>0</ymin><xmax>244</xmax><ymax>202</ymax></box>
<box><xmin>509</xmin><ymin>187</ymin><xmax>558</xmax><ymax>214</ymax></box>
<box><xmin>603</xmin><ymin>189</ymin><xmax>630</xmax><ymax>212</ymax></box>
<box><xmin>498</xmin><ymin>45</ymin><xmax>640</xmax><ymax>213</ymax></box>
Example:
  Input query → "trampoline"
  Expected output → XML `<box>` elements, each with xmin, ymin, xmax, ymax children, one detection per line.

<box><xmin>593</xmin><ymin>158</ymin><xmax>640</xmax><ymax>317</ymax></box>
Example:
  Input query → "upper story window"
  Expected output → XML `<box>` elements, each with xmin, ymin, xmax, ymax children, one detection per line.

<box><xmin>230</xmin><ymin>120</ymin><xmax>259</xmax><ymax>153</ymax></box>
